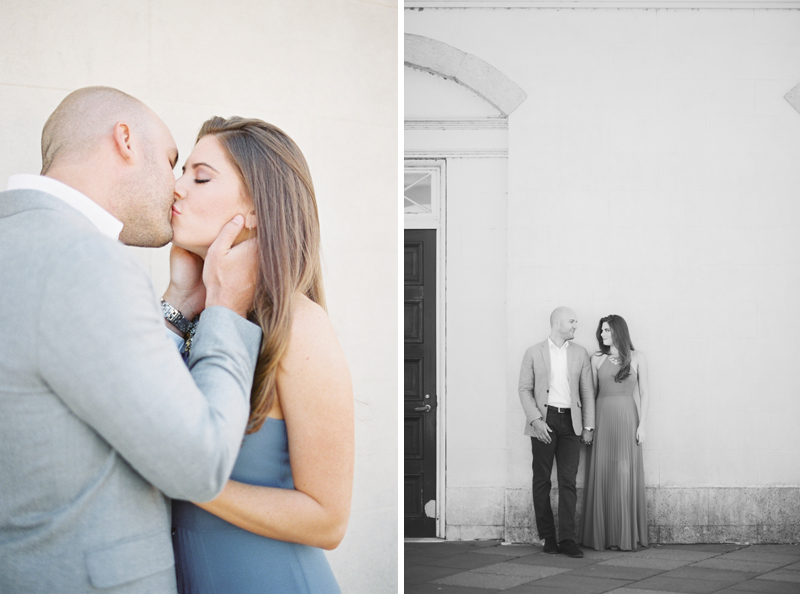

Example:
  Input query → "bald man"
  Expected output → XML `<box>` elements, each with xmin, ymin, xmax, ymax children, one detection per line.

<box><xmin>518</xmin><ymin>307</ymin><xmax>595</xmax><ymax>558</ymax></box>
<box><xmin>0</xmin><ymin>87</ymin><xmax>262</xmax><ymax>593</ymax></box>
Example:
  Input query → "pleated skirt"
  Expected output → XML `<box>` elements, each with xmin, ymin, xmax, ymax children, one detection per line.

<box><xmin>581</xmin><ymin>393</ymin><xmax>647</xmax><ymax>551</ymax></box>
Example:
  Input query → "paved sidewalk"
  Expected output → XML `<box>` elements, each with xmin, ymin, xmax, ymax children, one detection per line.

<box><xmin>405</xmin><ymin>539</ymin><xmax>800</xmax><ymax>593</ymax></box>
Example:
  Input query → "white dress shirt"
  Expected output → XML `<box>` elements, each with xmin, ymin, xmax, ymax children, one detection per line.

<box><xmin>7</xmin><ymin>174</ymin><xmax>123</xmax><ymax>240</ymax></box>
<box><xmin>547</xmin><ymin>338</ymin><xmax>572</xmax><ymax>408</ymax></box>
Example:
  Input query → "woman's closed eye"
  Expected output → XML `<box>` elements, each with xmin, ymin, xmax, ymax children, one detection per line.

<box><xmin>194</xmin><ymin>178</ymin><xmax>211</xmax><ymax>184</ymax></box>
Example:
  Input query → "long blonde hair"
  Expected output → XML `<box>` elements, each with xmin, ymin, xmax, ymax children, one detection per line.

<box><xmin>198</xmin><ymin>116</ymin><xmax>325</xmax><ymax>433</ymax></box>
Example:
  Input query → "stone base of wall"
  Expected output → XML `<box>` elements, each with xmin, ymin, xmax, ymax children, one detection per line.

<box><xmin>444</xmin><ymin>486</ymin><xmax>505</xmax><ymax>540</ymax></box>
<box><xmin>447</xmin><ymin>487</ymin><xmax>800</xmax><ymax>544</ymax></box>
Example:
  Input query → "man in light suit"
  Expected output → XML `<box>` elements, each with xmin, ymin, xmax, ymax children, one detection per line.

<box><xmin>518</xmin><ymin>306</ymin><xmax>595</xmax><ymax>558</ymax></box>
<box><xmin>0</xmin><ymin>87</ymin><xmax>262</xmax><ymax>593</ymax></box>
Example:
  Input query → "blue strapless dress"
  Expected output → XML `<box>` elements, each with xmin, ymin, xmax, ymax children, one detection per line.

<box><xmin>172</xmin><ymin>418</ymin><xmax>341</xmax><ymax>593</ymax></box>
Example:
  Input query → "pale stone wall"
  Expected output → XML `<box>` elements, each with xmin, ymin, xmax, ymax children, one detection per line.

<box><xmin>443</xmin><ymin>156</ymin><xmax>509</xmax><ymax>540</ymax></box>
<box><xmin>406</xmin><ymin>6</ymin><xmax>800</xmax><ymax>543</ymax></box>
<box><xmin>1</xmin><ymin>2</ymin><xmax>398</xmax><ymax>591</ymax></box>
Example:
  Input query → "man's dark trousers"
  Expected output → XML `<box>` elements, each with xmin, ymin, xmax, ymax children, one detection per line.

<box><xmin>530</xmin><ymin>407</ymin><xmax>581</xmax><ymax>542</ymax></box>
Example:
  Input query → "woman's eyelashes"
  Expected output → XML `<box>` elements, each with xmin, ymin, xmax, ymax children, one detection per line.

<box><xmin>194</xmin><ymin>178</ymin><xmax>211</xmax><ymax>184</ymax></box>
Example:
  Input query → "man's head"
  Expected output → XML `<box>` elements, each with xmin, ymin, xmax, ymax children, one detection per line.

<box><xmin>41</xmin><ymin>86</ymin><xmax>178</xmax><ymax>247</ymax></box>
<box><xmin>550</xmin><ymin>306</ymin><xmax>578</xmax><ymax>342</ymax></box>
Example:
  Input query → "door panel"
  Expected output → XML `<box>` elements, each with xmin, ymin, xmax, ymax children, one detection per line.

<box><xmin>404</xmin><ymin>229</ymin><xmax>437</xmax><ymax>537</ymax></box>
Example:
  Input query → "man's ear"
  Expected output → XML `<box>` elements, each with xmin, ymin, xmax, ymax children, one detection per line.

<box><xmin>111</xmin><ymin>121</ymin><xmax>135</xmax><ymax>163</ymax></box>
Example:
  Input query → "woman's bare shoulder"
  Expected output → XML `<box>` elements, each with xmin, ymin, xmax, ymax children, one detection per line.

<box><xmin>282</xmin><ymin>293</ymin><xmax>346</xmax><ymax>371</ymax></box>
<box><xmin>291</xmin><ymin>293</ymin><xmax>330</xmax><ymax>329</ymax></box>
<box><xmin>277</xmin><ymin>294</ymin><xmax>351</xmax><ymax>423</ymax></box>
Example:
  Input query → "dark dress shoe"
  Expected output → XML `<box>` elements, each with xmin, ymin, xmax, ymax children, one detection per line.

<box><xmin>558</xmin><ymin>539</ymin><xmax>584</xmax><ymax>558</ymax></box>
<box><xmin>543</xmin><ymin>537</ymin><xmax>559</xmax><ymax>554</ymax></box>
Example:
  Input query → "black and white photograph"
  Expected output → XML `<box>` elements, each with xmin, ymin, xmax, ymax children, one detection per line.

<box><xmin>404</xmin><ymin>1</ymin><xmax>800</xmax><ymax>592</ymax></box>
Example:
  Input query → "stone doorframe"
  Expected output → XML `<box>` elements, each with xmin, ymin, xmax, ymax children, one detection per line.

<box><xmin>405</xmin><ymin>34</ymin><xmax>527</xmax><ymax>538</ymax></box>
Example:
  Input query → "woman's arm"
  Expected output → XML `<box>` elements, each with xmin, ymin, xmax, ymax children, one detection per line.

<box><xmin>634</xmin><ymin>352</ymin><xmax>649</xmax><ymax>445</ymax></box>
<box><xmin>591</xmin><ymin>354</ymin><xmax>601</xmax><ymax>398</ymax></box>
<box><xmin>162</xmin><ymin>245</ymin><xmax>206</xmax><ymax>335</ymax></box>
<box><xmin>194</xmin><ymin>295</ymin><xmax>355</xmax><ymax>550</ymax></box>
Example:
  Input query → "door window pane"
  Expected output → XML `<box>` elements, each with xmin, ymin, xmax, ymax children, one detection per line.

<box><xmin>404</xmin><ymin>172</ymin><xmax>432</xmax><ymax>215</ymax></box>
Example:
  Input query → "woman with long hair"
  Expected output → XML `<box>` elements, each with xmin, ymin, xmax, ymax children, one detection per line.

<box><xmin>162</xmin><ymin>116</ymin><xmax>353</xmax><ymax>593</ymax></box>
<box><xmin>580</xmin><ymin>314</ymin><xmax>649</xmax><ymax>551</ymax></box>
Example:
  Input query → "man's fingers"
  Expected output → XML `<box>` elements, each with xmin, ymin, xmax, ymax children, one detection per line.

<box><xmin>230</xmin><ymin>236</ymin><xmax>258</xmax><ymax>256</ymax></box>
<box><xmin>209</xmin><ymin>215</ymin><xmax>245</xmax><ymax>254</ymax></box>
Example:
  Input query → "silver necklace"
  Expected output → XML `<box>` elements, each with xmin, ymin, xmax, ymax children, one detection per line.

<box><xmin>608</xmin><ymin>354</ymin><xmax>622</xmax><ymax>365</ymax></box>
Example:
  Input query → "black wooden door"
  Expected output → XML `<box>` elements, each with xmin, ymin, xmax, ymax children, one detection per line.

<box><xmin>404</xmin><ymin>229</ymin><xmax>437</xmax><ymax>537</ymax></box>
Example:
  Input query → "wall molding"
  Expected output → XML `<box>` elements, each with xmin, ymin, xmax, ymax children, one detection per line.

<box><xmin>405</xmin><ymin>118</ymin><xmax>509</xmax><ymax>130</ymax></box>
<box><xmin>405</xmin><ymin>150</ymin><xmax>509</xmax><ymax>158</ymax></box>
<box><xmin>405</xmin><ymin>34</ymin><xmax>527</xmax><ymax>117</ymax></box>
<box><xmin>406</xmin><ymin>1</ymin><xmax>800</xmax><ymax>7</ymax></box>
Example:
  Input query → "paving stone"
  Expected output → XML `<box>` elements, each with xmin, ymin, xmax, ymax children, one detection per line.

<box><xmin>580</xmin><ymin>548</ymin><xmax>635</xmax><ymax>560</ymax></box>
<box><xmin>405</xmin><ymin>564</ymin><xmax>467</xmax><ymax>584</ymax></box>
<box><xmin>748</xmin><ymin>545</ymin><xmax>800</xmax><ymax>557</ymax></box>
<box><xmin>755</xmin><ymin>570</ymin><xmax>800</xmax><ymax>583</ymax></box>
<box><xmin>405</xmin><ymin>582</ymin><xmax>497</xmax><ymax>594</ymax></box>
<box><xmin>568</xmin><ymin>562</ymin><xmax>665</xmax><ymax>581</ymax></box>
<box><xmin>418</xmin><ymin>551</ymin><xmax>513</xmax><ymax>570</ymax></box>
<box><xmin>635</xmin><ymin>547</ymin><xmax>719</xmax><ymax>562</ymax></box>
<box><xmin>605</xmin><ymin>589</ymin><xmax>681</xmax><ymax>594</ymax></box>
<box><xmin>503</xmin><ymin>584</ymin><xmax>580</xmax><ymax>594</ymax></box>
<box><xmin>471</xmin><ymin>562</ymin><xmax>568</xmax><ymax>579</ymax></box>
<box><xmin>408</xmin><ymin>543</ymin><xmax>492</xmax><ymax>559</ymax></box>
<box><xmin>632</xmin><ymin>575</ymin><xmax>740</xmax><ymax>593</ymax></box>
<box><xmin>692</xmin><ymin>558</ymin><xmax>783</xmax><ymax>574</ymax></box>
<box><xmin>718</xmin><ymin>549</ymin><xmax>800</xmax><ymax>564</ymax></box>
<box><xmin>471</xmin><ymin>540</ymin><xmax>505</xmax><ymax>548</ymax></box>
<box><xmin>600</xmin><ymin>555</ymin><xmax>690</xmax><ymax>570</ymax></box>
<box><xmin>522</xmin><ymin>573</ymin><xmax>631</xmax><ymax>594</ymax></box>
<box><xmin>660</xmin><ymin>565</ymin><xmax>756</xmax><ymax>584</ymax></box>
<box><xmin>685</xmin><ymin>591</ymin><xmax>748</xmax><ymax>594</ymax></box>
<box><xmin>508</xmin><ymin>553</ymin><xmax>597</xmax><ymax>569</ymax></box>
<box><xmin>474</xmin><ymin>545</ymin><xmax>544</xmax><ymax>557</ymax></box>
<box><xmin>658</xmin><ymin>543</ymin><xmax>746</xmax><ymax>554</ymax></box>
<box><xmin>729</xmin><ymin>578</ymin><xmax>800</xmax><ymax>593</ymax></box>
<box><xmin>434</xmin><ymin>571</ymin><xmax>536</xmax><ymax>590</ymax></box>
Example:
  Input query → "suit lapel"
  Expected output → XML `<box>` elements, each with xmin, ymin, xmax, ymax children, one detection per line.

<box><xmin>541</xmin><ymin>341</ymin><xmax>551</xmax><ymax>381</ymax></box>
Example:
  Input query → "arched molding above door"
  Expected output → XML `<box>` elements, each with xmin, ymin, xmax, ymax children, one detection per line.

<box><xmin>405</xmin><ymin>33</ymin><xmax>527</xmax><ymax>117</ymax></box>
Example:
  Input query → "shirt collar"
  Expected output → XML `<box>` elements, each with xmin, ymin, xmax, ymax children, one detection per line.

<box><xmin>548</xmin><ymin>337</ymin><xmax>570</xmax><ymax>351</ymax></box>
<box><xmin>7</xmin><ymin>174</ymin><xmax>123</xmax><ymax>240</ymax></box>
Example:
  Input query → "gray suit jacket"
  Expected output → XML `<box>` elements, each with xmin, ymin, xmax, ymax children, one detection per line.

<box><xmin>517</xmin><ymin>339</ymin><xmax>595</xmax><ymax>437</ymax></box>
<box><xmin>0</xmin><ymin>189</ymin><xmax>262</xmax><ymax>593</ymax></box>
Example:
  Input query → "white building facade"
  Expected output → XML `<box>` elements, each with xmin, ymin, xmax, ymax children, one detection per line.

<box><xmin>404</xmin><ymin>0</ymin><xmax>800</xmax><ymax>544</ymax></box>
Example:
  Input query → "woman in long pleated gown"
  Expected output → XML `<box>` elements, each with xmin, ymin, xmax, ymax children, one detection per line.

<box><xmin>581</xmin><ymin>314</ymin><xmax>650</xmax><ymax>551</ymax></box>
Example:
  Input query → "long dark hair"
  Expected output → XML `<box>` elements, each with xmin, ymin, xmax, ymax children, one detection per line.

<box><xmin>595</xmin><ymin>314</ymin><xmax>635</xmax><ymax>383</ymax></box>
<box><xmin>198</xmin><ymin>116</ymin><xmax>325</xmax><ymax>434</ymax></box>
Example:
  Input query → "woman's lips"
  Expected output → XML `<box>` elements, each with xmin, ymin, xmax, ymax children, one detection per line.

<box><xmin>172</xmin><ymin>205</ymin><xmax>181</xmax><ymax>216</ymax></box>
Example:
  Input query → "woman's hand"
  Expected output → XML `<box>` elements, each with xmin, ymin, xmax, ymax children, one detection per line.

<box><xmin>636</xmin><ymin>424</ymin><xmax>646</xmax><ymax>446</ymax></box>
<box><xmin>163</xmin><ymin>245</ymin><xmax>206</xmax><ymax>322</ymax></box>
